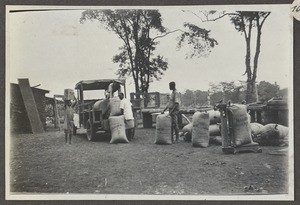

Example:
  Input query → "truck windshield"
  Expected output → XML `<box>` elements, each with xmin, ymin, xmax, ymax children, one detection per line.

<box><xmin>82</xmin><ymin>90</ymin><xmax>106</xmax><ymax>100</ymax></box>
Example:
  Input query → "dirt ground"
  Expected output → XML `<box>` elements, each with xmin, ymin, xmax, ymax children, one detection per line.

<box><xmin>9</xmin><ymin>127</ymin><xmax>289</xmax><ymax>195</ymax></box>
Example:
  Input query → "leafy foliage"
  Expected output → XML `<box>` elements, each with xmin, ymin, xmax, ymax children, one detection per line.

<box><xmin>181</xmin><ymin>80</ymin><xmax>279</xmax><ymax>108</ymax></box>
<box><xmin>177</xmin><ymin>23</ymin><xmax>218</xmax><ymax>58</ymax></box>
<box><xmin>209</xmin><ymin>81</ymin><xmax>245</xmax><ymax>104</ymax></box>
<box><xmin>80</xmin><ymin>9</ymin><xmax>168</xmax><ymax>93</ymax></box>
<box><xmin>181</xmin><ymin>89</ymin><xmax>195</xmax><ymax>107</ymax></box>
<box><xmin>257</xmin><ymin>81</ymin><xmax>280</xmax><ymax>103</ymax></box>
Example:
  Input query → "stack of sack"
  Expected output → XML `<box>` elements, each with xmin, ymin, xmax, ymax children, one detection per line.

<box><xmin>181</xmin><ymin>110</ymin><xmax>222</xmax><ymax>146</ymax></box>
<box><xmin>109</xmin><ymin>97</ymin><xmax>128</xmax><ymax>144</ymax></box>
<box><xmin>207</xmin><ymin>110</ymin><xmax>222</xmax><ymax>145</ymax></box>
<box><xmin>250</xmin><ymin>123</ymin><xmax>289</xmax><ymax>147</ymax></box>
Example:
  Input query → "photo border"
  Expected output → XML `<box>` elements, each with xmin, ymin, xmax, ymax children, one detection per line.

<box><xmin>1</xmin><ymin>0</ymin><xmax>299</xmax><ymax>204</ymax></box>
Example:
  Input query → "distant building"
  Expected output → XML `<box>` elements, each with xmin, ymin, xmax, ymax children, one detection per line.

<box><xmin>10</xmin><ymin>83</ymin><xmax>50</xmax><ymax>133</ymax></box>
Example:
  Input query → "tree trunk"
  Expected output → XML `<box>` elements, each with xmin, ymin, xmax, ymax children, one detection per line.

<box><xmin>245</xmin><ymin>80</ymin><xmax>258</xmax><ymax>103</ymax></box>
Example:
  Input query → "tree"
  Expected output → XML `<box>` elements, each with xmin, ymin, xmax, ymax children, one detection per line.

<box><xmin>80</xmin><ymin>10</ymin><xmax>167</xmax><ymax>93</ymax></box>
<box><xmin>181</xmin><ymin>89</ymin><xmax>195</xmax><ymax>107</ymax></box>
<box><xmin>184</xmin><ymin>10</ymin><xmax>271</xmax><ymax>103</ymax></box>
<box><xmin>181</xmin><ymin>89</ymin><xmax>209</xmax><ymax>108</ymax></box>
<box><xmin>194</xmin><ymin>90</ymin><xmax>208</xmax><ymax>106</ymax></box>
<box><xmin>177</xmin><ymin>23</ymin><xmax>218</xmax><ymax>58</ymax></box>
<box><xmin>209</xmin><ymin>81</ymin><xmax>245</xmax><ymax>104</ymax></box>
<box><xmin>80</xmin><ymin>9</ymin><xmax>217</xmax><ymax>94</ymax></box>
<box><xmin>257</xmin><ymin>81</ymin><xmax>280</xmax><ymax>103</ymax></box>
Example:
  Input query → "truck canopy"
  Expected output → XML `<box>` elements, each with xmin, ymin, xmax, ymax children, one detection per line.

<box><xmin>75</xmin><ymin>79</ymin><xmax>126</xmax><ymax>91</ymax></box>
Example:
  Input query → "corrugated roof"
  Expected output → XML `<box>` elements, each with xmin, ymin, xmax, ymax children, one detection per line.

<box><xmin>10</xmin><ymin>83</ymin><xmax>50</xmax><ymax>93</ymax></box>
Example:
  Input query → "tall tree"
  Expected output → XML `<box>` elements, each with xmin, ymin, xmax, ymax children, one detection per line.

<box><xmin>185</xmin><ymin>10</ymin><xmax>270</xmax><ymax>103</ymax></box>
<box><xmin>80</xmin><ymin>9</ymin><xmax>217</xmax><ymax>94</ymax></box>
<box><xmin>80</xmin><ymin>10</ymin><xmax>167</xmax><ymax>93</ymax></box>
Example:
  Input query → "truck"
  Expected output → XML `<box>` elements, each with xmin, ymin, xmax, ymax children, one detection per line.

<box><xmin>75</xmin><ymin>79</ymin><xmax>127</xmax><ymax>141</ymax></box>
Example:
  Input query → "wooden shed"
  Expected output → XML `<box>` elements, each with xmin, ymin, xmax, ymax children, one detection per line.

<box><xmin>10</xmin><ymin>83</ymin><xmax>50</xmax><ymax>133</ymax></box>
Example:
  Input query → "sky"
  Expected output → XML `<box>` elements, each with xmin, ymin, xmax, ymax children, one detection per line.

<box><xmin>6</xmin><ymin>5</ymin><xmax>293</xmax><ymax>98</ymax></box>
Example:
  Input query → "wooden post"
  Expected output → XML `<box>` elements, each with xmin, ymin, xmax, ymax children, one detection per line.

<box><xmin>54</xmin><ymin>95</ymin><xmax>64</xmax><ymax>131</ymax></box>
<box><xmin>54</xmin><ymin>95</ymin><xmax>58</xmax><ymax>128</ymax></box>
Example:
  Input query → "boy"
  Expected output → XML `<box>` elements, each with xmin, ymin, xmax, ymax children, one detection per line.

<box><xmin>63</xmin><ymin>98</ymin><xmax>77</xmax><ymax>144</ymax></box>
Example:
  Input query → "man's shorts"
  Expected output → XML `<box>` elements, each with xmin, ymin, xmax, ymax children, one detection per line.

<box><xmin>170</xmin><ymin>113</ymin><xmax>178</xmax><ymax>125</ymax></box>
<box><xmin>125</xmin><ymin>119</ymin><xmax>134</xmax><ymax>129</ymax></box>
<box><xmin>169</xmin><ymin>109</ymin><xmax>179</xmax><ymax>125</ymax></box>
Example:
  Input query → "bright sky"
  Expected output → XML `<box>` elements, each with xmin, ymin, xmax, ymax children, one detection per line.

<box><xmin>6</xmin><ymin>5</ymin><xmax>293</xmax><ymax>98</ymax></box>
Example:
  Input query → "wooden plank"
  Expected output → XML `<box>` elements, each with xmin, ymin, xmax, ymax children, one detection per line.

<box><xmin>54</xmin><ymin>95</ymin><xmax>62</xmax><ymax>130</ymax></box>
<box><xmin>18</xmin><ymin>79</ymin><xmax>44</xmax><ymax>133</ymax></box>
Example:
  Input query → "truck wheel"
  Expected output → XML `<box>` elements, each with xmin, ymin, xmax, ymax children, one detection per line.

<box><xmin>86</xmin><ymin>120</ymin><xmax>96</xmax><ymax>141</ymax></box>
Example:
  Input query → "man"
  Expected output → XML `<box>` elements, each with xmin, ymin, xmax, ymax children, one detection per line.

<box><xmin>162</xmin><ymin>81</ymin><xmax>180</xmax><ymax>143</ymax></box>
<box><xmin>118</xmin><ymin>92</ymin><xmax>135</xmax><ymax>141</ymax></box>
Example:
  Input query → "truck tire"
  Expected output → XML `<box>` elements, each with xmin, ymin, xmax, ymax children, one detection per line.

<box><xmin>86</xmin><ymin>120</ymin><xmax>96</xmax><ymax>141</ymax></box>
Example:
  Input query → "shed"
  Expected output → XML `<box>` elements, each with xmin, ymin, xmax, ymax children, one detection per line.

<box><xmin>10</xmin><ymin>83</ymin><xmax>50</xmax><ymax>133</ymax></box>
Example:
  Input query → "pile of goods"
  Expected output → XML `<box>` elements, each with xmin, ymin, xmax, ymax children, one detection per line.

<box><xmin>251</xmin><ymin>123</ymin><xmax>289</xmax><ymax>147</ymax></box>
<box><xmin>109</xmin><ymin>97</ymin><xmax>128</xmax><ymax>144</ymax></box>
<box><xmin>181</xmin><ymin>110</ymin><xmax>222</xmax><ymax>146</ymax></box>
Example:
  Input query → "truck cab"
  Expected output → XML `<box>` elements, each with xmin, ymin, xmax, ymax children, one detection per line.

<box><xmin>75</xmin><ymin>79</ymin><xmax>126</xmax><ymax>141</ymax></box>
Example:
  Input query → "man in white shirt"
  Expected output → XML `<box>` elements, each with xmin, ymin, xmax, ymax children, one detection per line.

<box><xmin>118</xmin><ymin>92</ymin><xmax>135</xmax><ymax>141</ymax></box>
<box><xmin>162</xmin><ymin>81</ymin><xmax>180</xmax><ymax>143</ymax></box>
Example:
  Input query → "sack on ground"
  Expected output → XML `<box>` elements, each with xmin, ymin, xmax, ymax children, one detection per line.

<box><xmin>155</xmin><ymin>114</ymin><xmax>172</xmax><ymax>145</ymax></box>
<box><xmin>109</xmin><ymin>116</ymin><xmax>128</xmax><ymax>144</ymax></box>
<box><xmin>209</xmin><ymin>124</ymin><xmax>220</xmax><ymax>136</ymax></box>
<box><xmin>110</xmin><ymin>97</ymin><xmax>122</xmax><ymax>116</ymax></box>
<box><xmin>182</xmin><ymin>123</ymin><xmax>193</xmax><ymax>135</ymax></box>
<box><xmin>192</xmin><ymin>112</ymin><xmax>210</xmax><ymax>147</ymax></box>
<box><xmin>207</xmin><ymin>110</ymin><xmax>221</xmax><ymax>125</ymax></box>
<box><xmin>250</xmin><ymin>122</ymin><xmax>264</xmax><ymax>136</ymax></box>
<box><xmin>183</xmin><ymin>132</ymin><xmax>192</xmax><ymax>142</ymax></box>
<box><xmin>227</xmin><ymin>104</ymin><xmax>253</xmax><ymax>146</ymax></box>
<box><xmin>255</xmin><ymin>123</ymin><xmax>289</xmax><ymax>146</ymax></box>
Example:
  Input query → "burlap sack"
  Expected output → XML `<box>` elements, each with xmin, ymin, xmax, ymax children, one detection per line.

<box><xmin>109</xmin><ymin>115</ymin><xmax>128</xmax><ymax>144</ymax></box>
<box><xmin>192</xmin><ymin>112</ymin><xmax>210</xmax><ymax>147</ymax></box>
<box><xmin>155</xmin><ymin>114</ymin><xmax>172</xmax><ymax>145</ymax></box>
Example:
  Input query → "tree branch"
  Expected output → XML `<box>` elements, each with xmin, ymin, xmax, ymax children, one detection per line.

<box><xmin>152</xmin><ymin>29</ymin><xmax>184</xmax><ymax>41</ymax></box>
<box><xmin>182</xmin><ymin>10</ymin><xmax>206</xmax><ymax>22</ymax></box>
<box><xmin>259</xmin><ymin>12</ymin><xmax>271</xmax><ymax>29</ymax></box>
<box><xmin>201</xmin><ymin>11</ymin><xmax>240</xmax><ymax>22</ymax></box>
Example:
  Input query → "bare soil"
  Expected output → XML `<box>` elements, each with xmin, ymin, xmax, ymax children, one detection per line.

<box><xmin>9</xmin><ymin>128</ymin><xmax>289</xmax><ymax>195</ymax></box>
